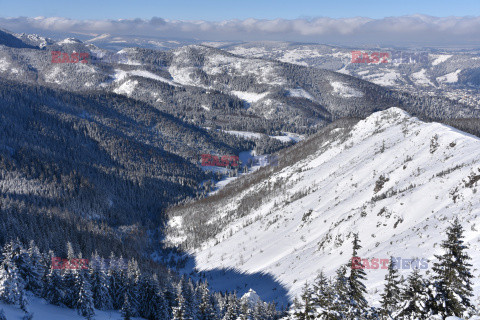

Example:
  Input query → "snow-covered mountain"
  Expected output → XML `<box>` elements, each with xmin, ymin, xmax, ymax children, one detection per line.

<box><xmin>166</xmin><ymin>108</ymin><xmax>480</xmax><ymax>306</ymax></box>
<box><xmin>1</xmin><ymin>31</ymin><xmax>478</xmax><ymax>138</ymax></box>
<box><xmin>224</xmin><ymin>42</ymin><xmax>480</xmax><ymax>108</ymax></box>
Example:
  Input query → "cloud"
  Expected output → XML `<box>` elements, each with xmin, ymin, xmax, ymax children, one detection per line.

<box><xmin>1</xmin><ymin>15</ymin><xmax>479</xmax><ymax>46</ymax></box>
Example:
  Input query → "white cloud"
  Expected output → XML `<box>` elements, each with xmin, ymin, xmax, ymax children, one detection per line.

<box><xmin>1</xmin><ymin>15</ymin><xmax>479</xmax><ymax>46</ymax></box>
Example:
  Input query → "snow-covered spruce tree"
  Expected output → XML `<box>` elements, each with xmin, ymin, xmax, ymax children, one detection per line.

<box><xmin>157</xmin><ymin>285</ymin><xmax>172</xmax><ymax>320</ymax></box>
<box><xmin>379</xmin><ymin>257</ymin><xmax>402</xmax><ymax>319</ymax></box>
<box><xmin>238</xmin><ymin>301</ymin><xmax>250</xmax><ymax>320</ymax></box>
<box><xmin>178</xmin><ymin>276</ymin><xmax>196</xmax><ymax>320</ymax></box>
<box><xmin>0</xmin><ymin>253</ymin><xmax>25</xmax><ymax>305</ymax></box>
<box><xmin>251</xmin><ymin>300</ymin><xmax>270</xmax><ymax>320</ymax></box>
<box><xmin>432</xmin><ymin>217</ymin><xmax>475</xmax><ymax>318</ymax></box>
<box><xmin>108</xmin><ymin>253</ymin><xmax>127</xmax><ymax>310</ymax></box>
<box><xmin>121</xmin><ymin>293</ymin><xmax>134</xmax><ymax>320</ymax></box>
<box><xmin>396</xmin><ymin>268</ymin><xmax>430</xmax><ymax>319</ymax></box>
<box><xmin>89</xmin><ymin>255</ymin><xmax>112</xmax><ymax>310</ymax></box>
<box><xmin>197</xmin><ymin>281</ymin><xmax>216</xmax><ymax>320</ymax></box>
<box><xmin>138</xmin><ymin>273</ymin><xmax>170</xmax><ymax>320</ymax></box>
<box><xmin>312</xmin><ymin>271</ymin><xmax>338</xmax><ymax>319</ymax></box>
<box><xmin>42</xmin><ymin>265</ymin><xmax>64</xmax><ymax>306</ymax></box>
<box><xmin>213</xmin><ymin>291</ymin><xmax>227</xmax><ymax>319</ymax></box>
<box><xmin>172</xmin><ymin>283</ymin><xmax>188</xmax><ymax>320</ymax></box>
<box><xmin>25</xmin><ymin>240</ymin><xmax>44</xmax><ymax>294</ymax></box>
<box><xmin>347</xmin><ymin>233</ymin><xmax>368</xmax><ymax>318</ymax></box>
<box><xmin>62</xmin><ymin>242</ymin><xmax>78</xmax><ymax>308</ymax></box>
<box><xmin>291</xmin><ymin>282</ymin><xmax>315</xmax><ymax>320</ymax></box>
<box><xmin>2</xmin><ymin>240</ymin><xmax>41</xmax><ymax>295</ymax></box>
<box><xmin>222</xmin><ymin>292</ymin><xmax>241</xmax><ymax>320</ymax></box>
<box><xmin>75</xmin><ymin>270</ymin><xmax>95</xmax><ymax>320</ymax></box>
<box><xmin>332</xmin><ymin>265</ymin><xmax>349</xmax><ymax>316</ymax></box>
<box><xmin>125</xmin><ymin>258</ymin><xmax>141</xmax><ymax>316</ymax></box>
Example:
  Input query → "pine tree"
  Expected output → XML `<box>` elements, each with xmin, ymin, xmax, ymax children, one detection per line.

<box><xmin>108</xmin><ymin>253</ymin><xmax>126</xmax><ymax>309</ymax></box>
<box><xmin>76</xmin><ymin>271</ymin><xmax>95</xmax><ymax>320</ymax></box>
<box><xmin>197</xmin><ymin>281</ymin><xmax>216</xmax><ymax>320</ymax></box>
<box><xmin>172</xmin><ymin>284</ymin><xmax>187</xmax><ymax>320</ymax></box>
<box><xmin>62</xmin><ymin>242</ymin><xmax>78</xmax><ymax>308</ymax></box>
<box><xmin>379</xmin><ymin>257</ymin><xmax>402</xmax><ymax>319</ymax></box>
<box><xmin>138</xmin><ymin>274</ymin><xmax>170</xmax><ymax>320</ymax></box>
<box><xmin>155</xmin><ymin>283</ymin><xmax>171</xmax><ymax>320</ymax></box>
<box><xmin>25</xmin><ymin>240</ymin><xmax>44</xmax><ymax>294</ymax></box>
<box><xmin>332</xmin><ymin>265</ymin><xmax>349</xmax><ymax>316</ymax></box>
<box><xmin>252</xmin><ymin>300</ymin><xmax>268</xmax><ymax>320</ymax></box>
<box><xmin>397</xmin><ymin>268</ymin><xmax>430</xmax><ymax>319</ymax></box>
<box><xmin>347</xmin><ymin>233</ymin><xmax>368</xmax><ymax>318</ymax></box>
<box><xmin>125</xmin><ymin>258</ymin><xmax>141</xmax><ymax>316</ymax></box>
<box><xmin>121</xmin><ymin>293</ymin><xmax>134</xmax><ymax>320</ymax></box>
<box><xmin>89</xmin><ymin>255</ymin><xmax>112</xmax><ymax>310</ymax></box>
<box><xmin>0</xmin><ymin>309</ymin><xmax>6</xmax><ymax>320</ymax></box>
<box><xmin>0</xmin><ymin>253</ymin><xmax>25</xmax><ymax>305</ymax></box>
<box><xmin>222</xmin><ymin>292</ymin><xmax>240</xmax><ymax>320</ymax></box>
<box><xmin>292</xmin><ymin>282</ymin><xmax>315</xmax><ymax>320</ymax></box>
<box><xmin>42</xmin><ymin>267</ymin><xmax>64</xmax><ymax>306</ymax></box>
<box><xmin>432</xmin><ymin>218</ymin><xmax>475</xmax><ymax>318</ymax></box>
<box><xmin>312</xmin><ymin>271</ymin><xmax>337</xmax><ymax>319</ymax></box>
<box><xmin>177</xmin><ymin>276</ymin><xmax>195</xmax><ymax>320</ymax></box>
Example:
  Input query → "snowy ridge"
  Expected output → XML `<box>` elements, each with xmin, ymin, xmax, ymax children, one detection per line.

<box><xmin>167</xmin><ymin>108</ymin><xmax>480</xmax><ymax>305</ymax></box>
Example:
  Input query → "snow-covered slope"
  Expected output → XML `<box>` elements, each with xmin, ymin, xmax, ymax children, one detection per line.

<box><xmin>0</xmin><ymin>294</ymin><xmax>143</xmax><ymax>320</ymax></box>
<box><xmin>225</xmin><ymin>42</ymin><xmax>480</xmax><ymax>108</ymax></box>
<box><xmin>166</xmin><ymin>108</ymin><xmax>480</xmax><ymax>305</ymax></box>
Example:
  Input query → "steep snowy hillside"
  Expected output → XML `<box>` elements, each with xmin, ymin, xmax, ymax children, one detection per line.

<box><xmin>166</xmin><ymin>108</ymin><xmax>480</xmax><ymax>305</ymax></box>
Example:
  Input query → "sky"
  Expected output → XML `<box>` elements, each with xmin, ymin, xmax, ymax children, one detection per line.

<box><xmin>0</xmin><ymin>0</ymin><xmax>479</xmax><ymax>46</ymax></box>
<box><xmin>0</xmin><ymin>0</ymin><xmax>479</xmax><ymax>20</ymax></box>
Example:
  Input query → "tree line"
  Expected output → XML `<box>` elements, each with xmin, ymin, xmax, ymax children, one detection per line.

<box><xmin>286</xmin><ymin>219</ymin><xmax>477</xmax><ymax>320</ymax></box>
<box><xmin>0</xmin><ymin>239</ymin><xmax>281</xmax><ymax>320</ymax></box>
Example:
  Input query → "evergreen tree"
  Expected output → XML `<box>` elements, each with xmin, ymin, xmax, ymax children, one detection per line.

<box><xmin>379</xmin><ymin>257</ymin><xmax>402</xmax><ymax>319</ymax></box>
<box><xmin>432</xmin><ymin>218</ymin><xmax>475</xmax><ymax>318</ymax></box>
<box><xmin>155</xmin><ymin>283</ymin><xmax>171</xmax><ymax>320</ymax></box>
<box><xmin>332</xmin><ymin>265</ymin><xmax>349</xmax><ymax>316</ymax></box>
<box><xmin>197</xmin><ymin>281</ymin><xmax>216</xmax><ymax>320</ymax></box>
<box><xmin>125</xmin><ymin>258</ymin><xmax>141</xmax><ymax>316</ymax></box>
<box><xmin>238</xmin><ymin>300</ymin><xmax>250</xmax><ymax>320</ymax></box>
<box><xmin>121</xmin><ymin>293</ymin><xmax>134</xmax><ymax>320</ymax></box>
<box><xmin>76</xmin><ymin>271</ymin><xmax>95</xmax><ymax>320</ymax></box>
<box><xmin>397</xmin><ymin>268</ymin><xmax>430</xmax><ymax>319</ymax></box>
<box><xmin>172</xmin><ymin>284</ymin><xmax>187</xmax><ymax>320</ymax></box>
<box><xmin>292</xmin><ymin>282</ymin><xmax>315</xmax><ymax>320</ymax></box>
<box><xmin>89</xmin><ymin>255</ymin><xmax>112</xmax><ymax>310</ymax></box>
<box><xmin>312</xmin><ymin>271</ymin><xmax>337</xmax><ymax>319</ymax></box>
<box><xmin>222</xmin><ymin>292</ymin><xmax>240</xmax><ymax>320</ymax></box>
<box><xmin>0</xmin><ymin>309</ymin><xmax>5</xmax><ymax>320</ymax></box>
<box><xmin>25</xmin><ymin>240</ymin><xmax>44</xmax><ymax>294</ymax></box>
<box><xmin>108</xmin><ymin>253</ymin><xmax>126</xmax><ymax>309</ymax></box>
<box><xmin>0</xmin><ymin>253</ymin><xmax>25</xmax><ymax>305</ymax></box>
<box><xmin>42</xmin><ymin>267</ymin><xmax>64</xmax><ymax>306</ymax></box>
<box><xmin>177</xmin><ymin>276</ymin><xmax>196</xmax><ymax>320</ymax></box>
<box><xmin>62</xmin><ymin>242</ymin><xmax>77</xmax><ymax>308</ymax></box>
<box><xmin>252</xmin><ymin>300</ymin><xmax>268</xmax><ymax>320</ymax></box>
<box><xmin>138</xmin><ymin>274</ymin><xmax>170</xmax><ymax>320</ymax></box>
<box><xmin>347</xmin><ymin>234</ymin><xmax>368</xmax><ymax>317</ymax></box>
